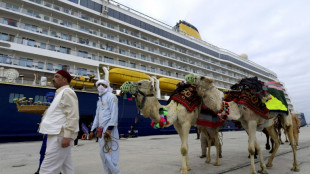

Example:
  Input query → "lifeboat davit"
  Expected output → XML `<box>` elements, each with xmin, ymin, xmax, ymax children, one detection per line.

<box><xmin>109</xmin><ymin>68</ymin><xmax>150</xmax><ymax>85</ymax></box>
<box><xmin>158</xmin><ymin>77</ymin><xmax>181</xmax><ymax>92</ymax></box>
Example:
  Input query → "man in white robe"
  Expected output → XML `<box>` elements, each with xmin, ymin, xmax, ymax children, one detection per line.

<box><xmin>90</xmin><ymin>80</ymin><xmax>121</xmax><ymax>174</ymax></box>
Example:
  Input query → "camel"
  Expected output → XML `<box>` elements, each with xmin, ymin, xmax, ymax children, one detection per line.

<box><xmin>185</xmin><ymin>74</ymin><xmax>299</xmax><ymax>174</ymax></box>
<box><xmin>120</xmin><ymin>79</ymin><xmax>222</xmax><ymax>173</ymax></box>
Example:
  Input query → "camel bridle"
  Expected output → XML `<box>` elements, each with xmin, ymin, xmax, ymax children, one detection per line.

<box><xmin>127</xmin><ymin>82</ymin><xmax>154</xmax><ymax>110</ymax></box>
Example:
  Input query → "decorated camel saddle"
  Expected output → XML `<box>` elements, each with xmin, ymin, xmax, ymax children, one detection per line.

<box><xmin>225</xmin><ymin>77</ymin><xmax>288</xmax><ymax>119</ymax></box>
<box><xmin>167</xmin><ymin>82</ymin><xmax>201</xmax><ymax>112</ymax></box>
<box><xmin>197</xmin><ymin>104</ymin><xmax>226</xmax><ymax>128</ymax></box>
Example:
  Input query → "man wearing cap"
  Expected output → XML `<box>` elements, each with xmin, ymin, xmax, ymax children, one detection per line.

<box><xmin>39</xmin><ymin>70</ymin><xmax>79</xmax><ymax>174</ymax></box>
<box><xmin>90</xmin><ymin>79</ymin><xmax>121</xmax><ymax>174</ymax></box>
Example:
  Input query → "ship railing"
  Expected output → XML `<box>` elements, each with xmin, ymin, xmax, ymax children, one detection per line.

<box><xmin>109</xmin><ymin>0</ymin><xmax>173</xmax><ymax>29</ymax></box>
<box><xmin>219</xmin><ymin>48</ymin><xmax>277</xmax><ymax>76</ymax></box>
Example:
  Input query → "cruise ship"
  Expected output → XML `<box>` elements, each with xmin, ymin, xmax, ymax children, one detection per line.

<box><xmin>0</xmin><ymin>0</ymin><xmax>295</xmax><ymax>142</ymax></box>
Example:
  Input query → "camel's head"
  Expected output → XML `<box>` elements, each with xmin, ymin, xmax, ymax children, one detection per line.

<box><xmin>185</xmin><ymin>74</ymin><xmax>223</xmax><ymax>112</ymax></box>
<box><xmin>120</xmin><ymin>80</ymin><xmax>156</xmax><ymax>110</ymax></box>
<box><xmin>185</xmin><ymin>74</ymin><xmax>215</xmax><ymax>96</ymax></box>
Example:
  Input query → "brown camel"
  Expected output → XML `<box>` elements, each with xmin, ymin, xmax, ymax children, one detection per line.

<box><xmin>186</xmin><ymin>74</ymin><xmax>299</xmax><ymax>174</ymax></box>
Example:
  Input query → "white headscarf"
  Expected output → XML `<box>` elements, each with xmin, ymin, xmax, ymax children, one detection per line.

<box><xmin>96</xmin><ymin>80</ymin><xmax>113</xmax><ymax>95</ymax></box>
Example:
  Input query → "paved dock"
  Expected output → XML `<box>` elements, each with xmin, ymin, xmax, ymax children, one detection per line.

<box><xmin>1</xmin><ymin>126</ymin><xmax>309</xmax><ymax>174</ymax></box>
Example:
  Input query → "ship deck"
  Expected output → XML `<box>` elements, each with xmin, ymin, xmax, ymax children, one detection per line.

<box><xmin>1</xmin><ymin>127</ymin><xmax>309</xmax><ymax>174</ymax></box>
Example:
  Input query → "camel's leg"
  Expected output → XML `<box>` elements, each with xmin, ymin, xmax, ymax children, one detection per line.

<box><xmin>266</xmin><ymin>126</ymin><xmax>280</xmax><ymax>168</ymax></box>
<box><xmin>205</xmin><ymin>133</ymin><xmax>211</xmax><ymax>164</ymax></box>
<box><xmin>247</xmin><ymin>120</ymin><xmax>258</xmax><ymax>174</ymax></box>
<box><xmin>283</xmin><ymin>116</ymin><xmax>299</xmax><ymax>172</ymax></box>
<box><xmin>219</xmin><ymin>140</ymin><xmax>222</xmax><ymax>158</ymax></box>
<box><xmin>213</xmin><ymin>130</ymin><xmax>221</xmax><ymax>166</ymax></box>
<box><xmin>262</xmin><ymin>128</ymin><xmax>270</xmax><ymax>150</ymax></box>
<box><xmin>277</xmin><ymin>126</ymin><xmax>284</xmax><ymax>144</ymax></box>
<box><xmin>175</xmin><ymin>122</ymin><xmax>192</xmax><ymax>174</ymax></box>
<box><xmin>284</xmin><ymin>128</ymin><xmax>289</xmax><ymax>142</ymax></box>
<box><xmin>255</xmin><ymin>141</ymin><xmax>268</xmax><ymax>174</ymax></box>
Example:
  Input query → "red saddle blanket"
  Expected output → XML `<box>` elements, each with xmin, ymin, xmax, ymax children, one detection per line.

<box><xmin>225</xmin><ymin>90</ymin><xmax>269</xmax><ymax>118</ymax></box>
<box><xmin>170</xmin><ymin>86</ymin><xmax>201</xmax><ymax>112</ymax></box>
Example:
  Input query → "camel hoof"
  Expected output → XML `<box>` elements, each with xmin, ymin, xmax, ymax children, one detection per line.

<box><xmin>266</xmin><ymin>163</ymin><xmax>273</xmax><ymax>168</ymax></box>
<box><xmin>266</xmin><ymin>144</ymin><xmax>270</xmax><ymax>150</ymax></box>
<box><xmin>187</xmin><ymin>167</ymin><xmax>191</xmax><ymax>171</ymax></box>
<box><xmin>219</xmin><ymin>154</ymin><xmax>223</xmax><ymax>158</ymax></box>
<box><xmin>205</xmin><ymin>158</ymin><xmax>211</xmax><ymax>163</ymax></box>
<box><xmin>214</xmin><ymin>162</ymin><xmax>221</xmax><ymax>166</ymax></box>
<box><xmin>180</xmin><ymin>168</ymin><xmax>187</xmax><ymax>174</ymax></box>
<box><xmin>250</xmin><ymin>171</ymin><xmax>257</xmax><ymax>174</ymax></box>
<box><xmin>258</xmin><ymin>169</ymin><xmax>268</xmax><ymax>174</ymax></box>
<box><xmin>291</xmin><ymin>167</ymin><xmax>300</xmax><ymax>172</ymax></box>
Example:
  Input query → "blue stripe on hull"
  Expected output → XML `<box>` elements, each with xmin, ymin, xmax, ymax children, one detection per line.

<box><xmin>0</xmin><ymin>83</ymin><xmax>177</xmax><ymax>142</ymax></box>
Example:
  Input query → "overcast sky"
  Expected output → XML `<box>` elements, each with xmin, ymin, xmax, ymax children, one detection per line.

<box><xmin>115</xmin><ymin>0</ymin><xmax>310</xmax><ymax>123</ymax></box>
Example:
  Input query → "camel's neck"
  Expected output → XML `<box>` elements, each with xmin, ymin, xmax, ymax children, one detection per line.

<box><xmin>139</xmin><ymin>96</ymin><xmax>162</xmax><ymax>122</ymax></box>
<box><xmin>203</xmin><ymin>87</ymin><xmax>223</xmax><ymax>113</ymax></box>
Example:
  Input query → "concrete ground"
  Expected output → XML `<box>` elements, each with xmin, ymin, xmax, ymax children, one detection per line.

<box><xmin>0</xmin><ymin>126</ymin><xmax>309</xmax><ymax>174</ymax></box>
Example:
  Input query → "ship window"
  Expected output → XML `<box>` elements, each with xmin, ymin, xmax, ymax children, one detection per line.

<box><xmin>130</xmin><ymin>52</ymin><xmax>136</xmax><ymax>58</ymax></box>
<box><xmin>3</xmin><ymin>18</ymin><xmax>17</xmax><ymax>27</ymax></box>
<box><xmin>68</xmin><ymin>0</ymin><xmax>78</xmax><ymax>3</ymax></box>
<box><xmin>30</xmin><ymin>0</ymin><xmax>42</xmax><ymax>4</ymax></box>
<box><xmin>6</xmin><ymin>3</ymin><xmax>19</xmax><ymax>11</ymax></box>
<box><xmin>0</xmin><ymin>33</ymin><xmax>10</xmax><ymax>41</ymax></box>
<box><xmin>77</xmin><ymin>68</ymin><xmax>87</xmax><ymax>76</ymax></box>
<box><xmin>118</xmin><ymin>60</ymin><xmax>126</xmax><ymax>66</ymax></box>
<box><xmin>19</xmin><ymin>57</ymin><xmax>27</xmax><ymax>67</ymax></box>
<box><xmin>119</xmin><ymin>38</ymin><xmax>126</xmax><ymax>44</ymax></box>
<box><xmin>9</xmin><ymin>93</ymin><xmax>24</xmax><ymax>103</ymax></box>
<box><xmin>42</xmin><ymin>29</ymin><xmax>48</xmax><ymax>35</ymax></box>
<box><xmin>130</xmin><ymin>63</ymin><xmax>135</xmax><ymax>68</ymax></box>
<box><xmin>38</xmin><ymin>62</ymin><xmax>44</xmax><ymax>69</ymax></box>
<box><xmin>40</xmin><ymin>43</ymin><xmax>46</xmax><ymax>49</ymax></box>
<box><xmin>57</xmin><ymin>64</ymin><xmax>62</xmax><ymax>71</ymax></box>
<box><xmin>107</xmin><ymin>23</ymin><xmax>114</xmax><ymax>29</ymax></box>
<box><xmin>61</xmin><ymin>33</ymin><xmax>68</xmax><ymax>40</ymax></box>
<box><xmin>141</xmin><ymin>55</ymin><xmax>146</xmax><ymax>60</ymax></box>
<box><xmin>140</xmin><ymin>65</ymin><xmax>146</xmax><ymax>71</ymax></box>
<box><xmin>47</xmin><ymin>63</ymin><xmax>53</xmax><ymax>71</ymax></box>
<box><xmin>107</xmin><ymin>35</ymin><xmax>114</xmax><ymax>40</ymax></box>
<box><xmin>104</xmin><ymin>57</ymin><xmax>114</xmax><ymax>64</ymax></box>
<box><xmin>160</xmin><ymin>69</ymin><xmax>164</xmax><ymax>74</ymax></box>
<box><xmin>44</xmin><ymin>16</ymin><xmax>50</xmax><ymax>21</ymax></box>
<box><xmin>151</xmin><ymin>67</ymin><xmax>155</xmax><ymax>73</ymax></box>
<box><xmin>78</xmin><ymin>51</ymin><xmax>88</xmax><ymax>58</ymax></box>
<box><xmin>35</xmin><ymin>95</ymin><xmax>46</xmax><ymax>103</ymax></box>
<box><xmin>106</xmin><ymin>45</ymin><xmax>114</xmax><ymax>51</ymax></box>
<box><xmin>60</xmin><ymin>46</ymin><xmax>69</xmax><ymax>54</ymax></box>
<box><xmin>52</xmin><ymin>18</ymin><xmax>58</xmax><ymax>23</ymax></box>
<box><xmin>48</xmin><ymin>45</ymin><xmax>56</xmax><ymax>51</ymax></box>
<box><xmin>26</xmin><ymin>59</ymin><xmax>33</xmax><ymax>67</ymax></box>
<box><xmin>119</xmin><ymin>49</ymin><xmax>126</xmax><ymax>55</ymax></box>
